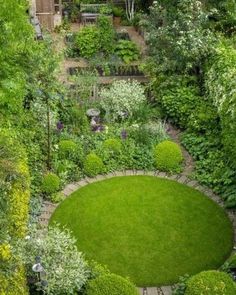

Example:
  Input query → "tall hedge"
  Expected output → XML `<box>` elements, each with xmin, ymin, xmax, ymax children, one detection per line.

<box><xmin>0</xmin><ymin>131</ymin><xmax>30</xmax><ymax>294</ymax></box>
<box><xmin>205</xmin><ymin>41</ymin><xmax>236</xmax><ymax>168</ymax></box>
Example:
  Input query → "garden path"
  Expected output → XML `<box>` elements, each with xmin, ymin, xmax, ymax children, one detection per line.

<box><xmin>166</xmin><ymin>123</ymin><xmax>194</xmax><ymax>176</ymax></box>
<box><xmin>39</xmin><ymin>171</ymin><xmax>236</xmax><ymax>295</ymax></box>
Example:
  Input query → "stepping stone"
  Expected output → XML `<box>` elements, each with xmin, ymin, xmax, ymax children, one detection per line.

<box><xmin>137</xmin><ymin>288</ymin><xmax>144</xmax><ymax>295</ymax></box>
<box><xmin>161</xmin><ymin>286</ymin><xmax>172</xmax><ymax>295</ymax></box>
<box><xmin>146</xmin><ymin>287</ymin><xmax>158</xmax><ymax>295</ymax></box>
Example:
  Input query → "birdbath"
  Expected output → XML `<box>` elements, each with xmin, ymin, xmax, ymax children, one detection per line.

<box><xmin>86</xmin><ymin>108</ymin><xmax>100</xmax><ymax>126</ymax></box>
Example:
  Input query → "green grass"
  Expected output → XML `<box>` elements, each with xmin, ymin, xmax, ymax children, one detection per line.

<box><xmin>50</xmin><ymin>176</ymin><xmax>233</xmax><ymax>286</ymax></box>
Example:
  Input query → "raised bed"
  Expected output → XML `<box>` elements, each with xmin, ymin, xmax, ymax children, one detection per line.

<box><xmin>67</xmin><ymin>65</ymin><xmax>144</xmax><ymax>77</ymax></box>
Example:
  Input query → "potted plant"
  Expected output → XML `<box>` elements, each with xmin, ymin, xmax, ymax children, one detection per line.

<box><xmin>112</xmin><ymin>6</ymin><xmax>123</xmax><ymax>27</ymax></box>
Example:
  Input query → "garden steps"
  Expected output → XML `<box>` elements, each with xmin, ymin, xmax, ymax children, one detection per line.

<box><xmin>38</xmin><ymin>170</ymin><xmax>236</xmax><ymax>290</ymax></box>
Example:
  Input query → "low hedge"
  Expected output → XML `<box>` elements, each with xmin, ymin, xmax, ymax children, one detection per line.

<box><xmin>86</xmin><ymin>274</ymin><xmax>139</xmax><ymax>295</ymax></box>
<box><xmin>84</xmin><ymin>153</ymin><xmax>104</xmax><ymax>177</ymax></box>
<box><xmin>42</xmin><ymin>173</ymin><xmax>60</xmax><ymax>195</ymax></box>
<box><xmin>185</xmin><ymin>270</ymin><xmax>236</xmax><ymax>295</ymax></box>
<box><xmin>154</xmin><ymin>140</ymin><xmax>183</xmax><ymax>172</ymax></box>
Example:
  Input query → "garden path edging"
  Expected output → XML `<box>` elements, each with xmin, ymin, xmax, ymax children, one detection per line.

<box><xmin>38</xmin><ymin>170</ymin><xmax>236</xmax><ymax>295</ymax></box>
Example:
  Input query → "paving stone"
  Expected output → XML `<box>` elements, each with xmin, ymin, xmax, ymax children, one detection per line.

<box><xmin>146</xmin><ymin>287</ymin><xmax>158</xmax><ymax>295</ymax></box>
<box><xmin>116</xmin><ymin>171</ymin><xmax>124</xmax><ymax>177</ymax></box>
<box><xmin>145</xmin><ymin>171</ymin><xmax>156</xmax><ymax>176</ymax></box>
<box><xmin>126</xmin><ymin>170</ymin><xmax>134</xmax><ymax>176</ymax></box>
<box><xmin>96</xmin><ymin>175</ymin><xmax>105</xmax><ymax>181</ymax></box>
<box><xmin>137</xmin><ymin>288</ymin><xmax>144</xmax><ymax>295</ymax></box>
<box><xmin>77</xmin><ymin>180</ymin><xmax>88</xmax><ymax>187</ymax></box>
<box><xmin>157</xmin><ymin>288</ymin><xmax>164</xmax><ymax>295</ymax></box>
<box><xmin>187</xmin><ymin>180</ymin><xmax>198</xmax><ymax>188</ymax></box>
<box><xmin>136</xmin><ymin>170</ymin><xmax>144</xmax><ymax>175</ymax></box>
<box><xmin>168</xmin><ymin>174</ymin><xmax>179</xmax><ymax>180</ymax></box>
<box><xmin>105</xmin><ymin>173</ymin><xmax>114</xmax><ymax>179</ymax></box>
<box><xmin>158</xmin><ymin>172</ymin><xmax>167</xmax><ymax>178</ymax></box>
<box><xmin>161</xmin><ymin>286</ymin><xmax>172</xmax><ymax>295</ymax></box>
<box><xmin>177</xmin><ymin>175</ymin><xmax>188</xmax><ymax>184</ymax></box>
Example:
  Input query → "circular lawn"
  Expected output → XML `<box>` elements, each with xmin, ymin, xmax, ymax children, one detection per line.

<box><xmin>50</xmin><ymin>176</ymin><xmax>233</xmax><ymax>286</ymax></box>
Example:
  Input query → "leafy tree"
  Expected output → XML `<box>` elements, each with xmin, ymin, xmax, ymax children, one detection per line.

<box><xmin>142</xmin><ymin>0</ymin><xmax>215</xmax><ymax>75</ymax></box>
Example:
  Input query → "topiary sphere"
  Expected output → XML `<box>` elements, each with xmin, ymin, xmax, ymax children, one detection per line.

<box><xmin>185</xmin><ymin>270</ymin><xmax>236</xmax><ymax>295</ymax></box>
<box><xmin>84</xmin><ymin>153</ymin><xmax>104</xmax><ymax>177</ymax></box>
<box><xmin>58</xmin><ymin>140</ymin><xmax>77</xmax><ymax>159</ymax></box>
<box><xmin>154</xmin><ymin>140</ymin><xmax>183</xmax><ymax>172</ymax></box>
<box><xmin>86</xmin><ymin>274</ymin><xmax>139</xmax><ymax>295</ymax></box>
<box><xmin>103</xmin><ymin>138</ymin><xmax>122</xmax><ymax>155</ymax></box>
<box><xmin>42</xmin><ymin>173</ymin><xmax>60</xmax><ymax>195</ymax></box>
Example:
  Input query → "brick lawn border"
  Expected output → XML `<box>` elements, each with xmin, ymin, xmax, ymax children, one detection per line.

<box><xmin>38</xmin><ymin>171</ymin><xmax>236</xmax><ymax>295</ymax></box>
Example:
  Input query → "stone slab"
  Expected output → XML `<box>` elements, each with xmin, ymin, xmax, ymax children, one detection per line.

<box><xmin>146</xmin><ymin>287</ymin><xmax>158</xmax><ymax>295</ymax></box>
<box><xmin>161</xmin><ymin>286</ymin><xmax>172</xmax><ymax>295</ymax></box>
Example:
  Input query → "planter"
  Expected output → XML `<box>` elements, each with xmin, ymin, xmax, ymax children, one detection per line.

<box><xmin>113</xmin><ymin>16</ymin><xmax>121</xmax><ymax>27</ymax></box>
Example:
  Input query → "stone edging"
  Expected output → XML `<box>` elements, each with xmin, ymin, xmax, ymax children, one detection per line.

<box><xmin>38</xmin><ymin>170</ymin><xmax>236</xmax><ymax>295</ymax></box>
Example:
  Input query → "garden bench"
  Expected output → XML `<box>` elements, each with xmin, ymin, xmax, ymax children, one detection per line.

<box><xmin>81</xmin><ymin>13</ymin><xmax>99</xmax><ymax>24</ymax></box>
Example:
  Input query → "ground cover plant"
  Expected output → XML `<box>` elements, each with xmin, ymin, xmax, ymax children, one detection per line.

<box><xmin>50</xmin><ymin>176</ymin><xmax>233</xmax><ymax>286</ymax></box>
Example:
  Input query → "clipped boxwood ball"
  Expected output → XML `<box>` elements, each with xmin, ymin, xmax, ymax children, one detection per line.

<box><xmin>154</xmin><ymin>140</ymin><xmax>183</xmax><ymax>172</ymax></box>
<box><xmin>86</xmin><ymin>274</ymin><xmax>139</xmax><ymax>295</ymax></box>
<box><xmin>185</xmin><ymin>270</ymin><xmax>236</xmax><ymax>295</ymax></box>
<box><xmin>84</xmin><ymin>153</ymin><xmax>104</xmax><ymax>177</ymax></box>
<box><xmin>103</xmin><ymin>138</ymin><xmax>122</xmax><ymax>155</ymax></box>
<box><xmin>42</xmin><ymin>173</ymin><xmax>60</xmax><ymax>195</ymax></box>
<box><xmin>58</xmin><ymin>140</ymin><xmax>77</xmax><ymax>159</ymax></box>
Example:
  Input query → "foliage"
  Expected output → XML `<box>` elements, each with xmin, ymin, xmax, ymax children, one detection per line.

<box><xmin>41</xmin><ymin>173</ymin><xmax>60</xmax><ymax>195</ymax></box>
<box><xmin>154</xmin><ymin>75</ymin><xmax>201</xmax><ymax>128</ymax></box>
<box><xmin>84</xmin><ymin>153</ymin><xmax>104</xmax><ymax>177</ymax></box>
<box><xmin>185</xmin><ymin>270</ymin><xmax>236</xmax><ymax>295</ymax></box>
<box><xmin>103</xmin><ymin>139</ymin><xmax>122</xmax><ymax>156</ymax></box>
<box><xmin>97</xmin><ymin>16</ymin><xmax>115</xmax><ymax>55</ymax></box>
<box><xmin>181</xmin><ymin>131</ymin><xmax>236</xmax><ymax>208</ymax></box>
<box><xmin>115</xmin><ymin>40</ymin><xmax>140</xmax><ymax>63</ymax></box>
<box><xmin>172</xmin><ymin>274</ymin><xmax>190</xmax><ymax>295</ymax></box>
<box><xmin>100</xmin><ymin>80</ymin><xmax>146</xmax><ymax>122</ymax></box>
<box><xmin>112</xmin><ymin>6</ymin><xmax>123</xmax><ymax>17</ymax></box>
<box><xmin>142</xmin><ymin>0</ymin><xmax>215</xmax><ymax>74</ymax></box>
<box><xmin>154</xmin><ymin>140</ymin><xmax>183</xmax><ymax>172</ymax></box>
<box><xmin>18</xmin><ymin>226</ymin><xmax>89</xmax><ymax>295</ymax></box>
<box><xmin>75</xmin><ymin>26</ymin><xmax>101</xmax><ymax>58</ymax></box>
<box><xmin>86</xmin><ymin>274</ymin><xmax>139</xmax><ymax>295</ymax></box>
<box><xmin>49</xmin><ymin>192</ymin><xmax>65</xmax><ymax>204</ymax></box>
<box><xmin>205</xmin><ymin>41</ymin><xmax>236</xmax><ymax>169</ymax></box>
<box><xmin>58</xmin><ymin>140</ymin><xmax>77</xmax><ymax>160</ymax></box>
<box><xmin>0</xmin><ymin>130</ymin><xmax>30</xmax><ymax>294</ymax></box>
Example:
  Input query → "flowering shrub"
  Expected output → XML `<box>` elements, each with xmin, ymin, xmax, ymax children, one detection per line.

<box><xmin>18</xmin><ymin>226</ymin><xmax>89</xmax><ymax>295</ymax></box>
<box><xmin>100</xmin><ymin>80</ymin><xmax>146</xmax><ymax>122</ymax></box>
